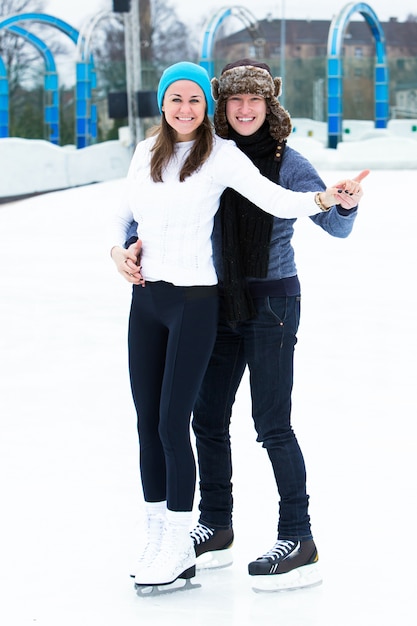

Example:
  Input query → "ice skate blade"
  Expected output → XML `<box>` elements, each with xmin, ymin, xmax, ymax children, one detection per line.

<box><xmin>135</xmin><ymin>578</ymin><xmax>201</xmax><ymax>596</ymax></box>
<box><xmin>196</xmin><ymin>549</ymin><xmax>233</xmax><ymax>570</ymax></box>
<box><xmin>251</xmin><ymin>563</ymin><xmax>322</xmax><ymax>593</ymax></box>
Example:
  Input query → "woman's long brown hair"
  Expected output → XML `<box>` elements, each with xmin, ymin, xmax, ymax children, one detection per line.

<box><xmin>150</xmin><ymin>113</ymin><xmax>214</xmax><ymax>183</ymax></box>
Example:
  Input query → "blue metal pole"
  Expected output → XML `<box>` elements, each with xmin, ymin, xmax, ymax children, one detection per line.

<box><xmin>0</xmin><ymin>58</ymin><xmax>8</xmax><ymax>138</ymax></box>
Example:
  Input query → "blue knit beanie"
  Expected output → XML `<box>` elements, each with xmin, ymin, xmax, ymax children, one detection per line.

<box><xmin>157</xmin><ymin>62</ymin><xmax>213</xmax><ymax>113</ymax></box>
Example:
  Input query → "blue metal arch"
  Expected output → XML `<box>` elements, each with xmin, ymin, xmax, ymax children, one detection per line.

<box><xmin>0</xmin><ymin>13</ymin><xmax>96</xmax><ymax>148</ymax></box>
<box><xmin>200</xmin><ymin>6</ymin><xmax>262</xmax><ymax>116</ymax></box>
<box><xmin>327</xmin><ymin>2</ymin><xmax>389</xmax><ymax>148</ymax></box>
<box><xmin>200</xmin><ymin>7</ymin><xmax>233</xmax><ymax>115</ymax></box>
<box><xmin>6</xmin><ymin>25</ymin><xmax>60</xmax><ymax>144</ymax></box>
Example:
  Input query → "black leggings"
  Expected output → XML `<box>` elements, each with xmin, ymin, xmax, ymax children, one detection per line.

<box><xmin>128</xmin><ymin>281</ymin><xmax>218</xmax><ymax>511</ymax></box>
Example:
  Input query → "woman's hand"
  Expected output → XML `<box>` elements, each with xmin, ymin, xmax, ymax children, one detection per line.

<box><xmin>111</xmin><ymin>239</ymin><xmax>145</xmax><ymax>286</ymax></box>
<box><xmin>319</xmin><ymin>169</ymin><xmax>370</xmax><ymax>210</ymax></box>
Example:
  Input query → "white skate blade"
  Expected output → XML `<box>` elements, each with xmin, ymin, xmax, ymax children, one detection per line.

<box><xmin>251</xmin><ymin>562</ymin><xmax>322</xmax><ymax>592</ymax></box>
<box><xmin>196</xmin><ymin>548</ymin><xmax>233</xmax><ymax>570</ymax></box>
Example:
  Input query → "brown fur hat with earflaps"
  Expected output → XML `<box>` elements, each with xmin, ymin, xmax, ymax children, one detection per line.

<box><xmin>211</xmin><ymin>59</ymin><xmax>292</xmax><ymax>142</ymax></box>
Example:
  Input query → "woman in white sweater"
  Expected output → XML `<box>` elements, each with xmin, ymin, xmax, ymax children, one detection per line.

<box><xmin>110</xmin><ymin>62</ymin><xmax>364</xmax><ymax>590</ymax></box>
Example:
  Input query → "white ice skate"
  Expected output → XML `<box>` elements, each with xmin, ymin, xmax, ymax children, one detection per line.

<box><xmin>135</xmin><ymin>511</ymin><xmax>198</xmax><ymax>594</ymax></box>
<box><xmin>130</xmin><ymin>503</ymin><xmax>165</xmax><ymax>580</ymax></box>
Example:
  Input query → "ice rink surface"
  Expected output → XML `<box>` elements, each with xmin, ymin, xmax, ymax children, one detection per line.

<box><xmin>0</xmin><ymin>169</ymin><xmax>415</xmax><ymax>625</ymax></box>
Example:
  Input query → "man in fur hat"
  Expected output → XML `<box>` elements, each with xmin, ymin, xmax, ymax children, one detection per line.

<box><xmin>189</xmin><ymin>59</ymin><xmax>367</xmax><ymax>591</ymax></box>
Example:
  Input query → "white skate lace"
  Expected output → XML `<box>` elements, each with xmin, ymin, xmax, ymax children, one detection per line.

<box><xmin>189</xmin><ymin>523</ymin><xmax>215</xmax><ymax>545</ymax></box>
<box><xmin>260</xmin><ymin>540</ymin><xmax>297</xmax><ymax>561</ymax></box>
<box><xmin>137</xmin><ymin>514</ymin><xmax>165</xmax><ymax>563</ymax></box>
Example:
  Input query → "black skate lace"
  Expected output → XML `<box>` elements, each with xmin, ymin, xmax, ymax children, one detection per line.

<box><xmin>260</xmin><ymin>540</ymin><xmax>297</xmax><ymax>561</ymax></box>
<box><xmin>189</xmin><ymin>523</ymin><xmax>215</xmax><ymax>545</ymax></box>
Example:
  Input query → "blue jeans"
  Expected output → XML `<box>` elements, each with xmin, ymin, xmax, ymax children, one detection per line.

<box><xmin>192</xmin><ymin>294</ymin><xmax>312</xmax><ymax>540</ymax></box>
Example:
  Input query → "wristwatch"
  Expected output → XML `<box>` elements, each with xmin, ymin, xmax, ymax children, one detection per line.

<box><xmin>314</xmin><ymin>192</ymin><xmax>331</xmax><ymax>212</ymax></box>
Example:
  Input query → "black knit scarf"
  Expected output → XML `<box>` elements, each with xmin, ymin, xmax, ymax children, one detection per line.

<box><xmin>221</xmin><ymin>121</ymin><xmax>286</xmax><ymax>321</ymax></box>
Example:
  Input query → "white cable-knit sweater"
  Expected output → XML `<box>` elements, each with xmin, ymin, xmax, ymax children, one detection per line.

<box><xmin>113</xmin><ymin>135</ymin><xmax>320</xmax><ymax>287</ymax></box>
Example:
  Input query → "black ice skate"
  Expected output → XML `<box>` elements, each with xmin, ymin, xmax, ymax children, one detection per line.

<box><xmin>190</xmin><ymin>523</ymin><xmax>234</xmax><ymax>569</ymax></box>
<box><xmin>249</xmin><ymin>539</ymin><xmax>322</xmax><ymax>592</ymax></box>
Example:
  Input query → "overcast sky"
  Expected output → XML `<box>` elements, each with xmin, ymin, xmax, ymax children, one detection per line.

<box><xmin>43</xmin><ymin>0</ymin><xmax>415</xmax><ymax>29</ymax></box>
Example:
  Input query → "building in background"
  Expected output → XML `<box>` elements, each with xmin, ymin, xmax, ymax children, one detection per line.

<box><xmin>214</xmin><ymin>17</ymin><xmax>417</xmax><ymax>120</ymax></box>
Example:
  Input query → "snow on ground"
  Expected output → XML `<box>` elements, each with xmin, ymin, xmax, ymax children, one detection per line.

<box><xmin>1</xmin><ymin>118</ymin><xmax>417</xmax><ymax>200</ymax></box>
<box><xmin>0</xmin><ymin>141</ymin><xmax>416</xmax><ymax>625</ymax></box>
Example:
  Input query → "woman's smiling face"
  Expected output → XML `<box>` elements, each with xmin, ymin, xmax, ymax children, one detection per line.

<box><xmin>162</xmin><ymin>80</ymin><xmax>206</xmax><ymax>141</ymax></box>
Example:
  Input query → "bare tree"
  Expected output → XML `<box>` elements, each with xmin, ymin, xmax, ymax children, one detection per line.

<box><xmin>1</xmin><ymin>1</ymin><xmax>43</xmax><ymax>86</ymax></box>
<box><xmin>150</xmin><ymin>0</ymin><xmax>197</xmax><ymax>71</ymax></box>
<box><xmin>91</xmin><ymin>0</ymin><xmax>198</xmax><ymax>92</ymax></box>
